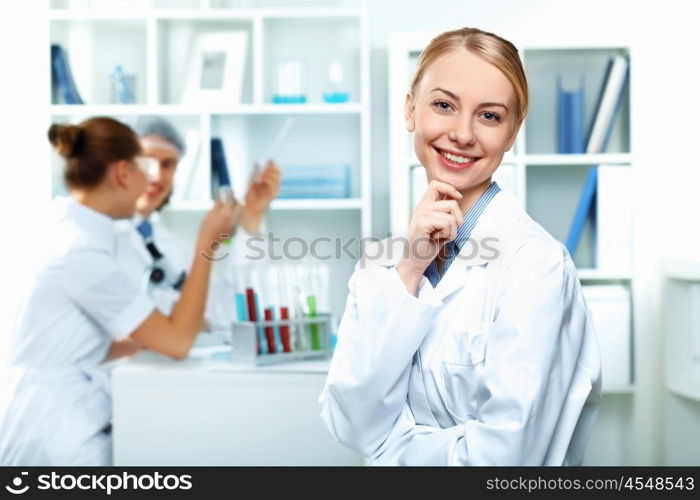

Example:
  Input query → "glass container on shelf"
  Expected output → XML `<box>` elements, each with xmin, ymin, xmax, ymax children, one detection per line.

<box><xmin>109</xmin><ymin>65</ymin><xmax>136</xmax><ymax>104</ymax></box>
<box><xmin>323</xmin><ymin>61</ymin><xmax>350</xmax><ymax>104</ymax></box>
<box><xmin>272</xmin><ymin>60</ymin><xmax>306</xmax><ymax>104</ymax></box>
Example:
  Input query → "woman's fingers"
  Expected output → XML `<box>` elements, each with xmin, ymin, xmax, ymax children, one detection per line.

<box><xmin>423</xmin><ymin>200</ymin><xmax>462</xmax><ymax>220</ymax></box>
<box><xmin>418</xmin><ymin>200</ymin><xmax>462</xmax><ymax>230</ymax></box>
<box><xmin>418</xmin><ymin>212</ymin><xmax>457</xmax><ymax>242</ymax></box>
<box><xmin>421</xmin><ymin>180</ymin><xmax>463</xmax><ymax>203</ymax></box>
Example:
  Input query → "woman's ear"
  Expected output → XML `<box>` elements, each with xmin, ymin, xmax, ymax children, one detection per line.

<box><xmin>111</xmin><ymin>160</ymin><xmax>132</xmax><ymax>189</ymax></box>
<box><xmin>404</xmin><ymin>92</ymin><xmax>416</xmax><ymax>133</ymax></box>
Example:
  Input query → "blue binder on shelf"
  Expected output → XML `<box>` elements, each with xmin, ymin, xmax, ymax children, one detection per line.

<box><xmin>564</xmin><ymin>55</ymin><xmax>629</xmax><ymax>259</ymax></box>
<box><xmin>50</xmin><ymin>44</ymin><xmax>83</xmax><ymax>105</ymax></box>
<box><xmin>556</xmin><ymin>75</ymin><xmax>585</xmax><ymax>154</ymax></box>
<box><xmin>565</xmin><ymin>166</ymin><xmax>598</xmax><ymax>258</ymax></box>
<box><xmin>210</xmin><ymin>137</ymin><xmax>232</xmax><ymax>193</ymax></box>
<box><xmin>278</xmin><ymin>164</ymin><xmax>351</xmax><ymax>199</ymax></box>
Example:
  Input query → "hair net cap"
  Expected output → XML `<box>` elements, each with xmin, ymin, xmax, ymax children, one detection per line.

<box><xmin>134</xmin><ymin>116</ymin><xmax>186</xmax><ymax>156</ymax></box>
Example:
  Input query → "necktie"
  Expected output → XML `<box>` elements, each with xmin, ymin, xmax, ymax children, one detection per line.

<box><xmin>136</xmin><ymin>219</ymin><xmax>153</xmax><ymax>241</ymax></box>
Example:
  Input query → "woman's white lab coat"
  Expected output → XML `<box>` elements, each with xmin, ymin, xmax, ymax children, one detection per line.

<box><xmin>114</xmin><ymin>214</ymin><xmax>258</xmax><ymax>328</ymax></box>
<box><xmin>319</xmin><ymin>189</ymin><xmax>602</xmax><ymax>465</ymax></box>
<box><xmin>114</xmin><ymin>214</ymin><xmax>188</xmax><ymax>316</ymax></box>
<box><xmin>0</xmin><ymin>198</ymin><xmax>154</xmax><ymax>465</ymax></box>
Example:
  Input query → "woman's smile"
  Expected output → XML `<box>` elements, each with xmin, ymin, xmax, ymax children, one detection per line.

<box><xmin>433</xmin><ymin>146</ymin><xmax>481</xmax><ymax>170</ymax></box>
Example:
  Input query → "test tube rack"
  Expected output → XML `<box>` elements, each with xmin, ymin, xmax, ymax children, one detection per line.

<box><xmin>229</xmin><ymin>313</ymin><xmax>332</xmax><ymax>367</ymax></box>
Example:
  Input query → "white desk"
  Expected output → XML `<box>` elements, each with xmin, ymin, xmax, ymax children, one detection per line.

<box><xmin>112</xmin><ymin>348</ymin><xmax>362</xmax><ymax>466</ymax></box>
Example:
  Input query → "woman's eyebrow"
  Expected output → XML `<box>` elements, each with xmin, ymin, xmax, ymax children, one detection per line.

<box><xmin>430</xmin><ymin>87</ymin><xmax>508</xmax><ymax>112</ymax></box>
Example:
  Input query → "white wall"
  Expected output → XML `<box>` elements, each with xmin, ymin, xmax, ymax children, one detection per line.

<box><xmin>1</xmin><ymin>0</ymin><xmax>698</xmax><ymax>465</ymax></box>
<box><xmin>0</xmin><ymin>4</ymin><xmax>51</xmax><ymax>343</ymax></box>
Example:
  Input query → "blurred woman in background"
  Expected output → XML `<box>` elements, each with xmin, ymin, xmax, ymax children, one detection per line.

<box><xmin>0</xmin><ymin>117</ymin><xmax>237</xmax><ymax>465</ymax></box>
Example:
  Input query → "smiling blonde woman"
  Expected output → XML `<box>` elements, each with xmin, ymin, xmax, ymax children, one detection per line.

<box><xmin>319</xmin><ymin>27</ymin><xmax>602</xmax><ymax>466</ymax></box>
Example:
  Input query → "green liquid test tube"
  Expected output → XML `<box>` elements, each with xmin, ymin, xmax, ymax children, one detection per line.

<box><xmin>307</xmin><ymin>295</ymin><xmax>321</xmax><ymax>351</ymax></box>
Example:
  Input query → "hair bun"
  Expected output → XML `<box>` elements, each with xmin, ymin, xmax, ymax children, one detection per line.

<box><xmin>48</xmin><ymin>123</ymin><xmax>83</xmax><ymax>157</ymax></box>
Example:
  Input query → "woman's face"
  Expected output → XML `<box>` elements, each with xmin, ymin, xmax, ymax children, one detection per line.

<box><xmin>405</xmin><ymin>48</ymin><xmax>521</xmax><ymax>195</ymax></box>
<box><xmin>135</xmin><ymin>135</ymin><xmax>180</xmax><ymax>215</ymax></box>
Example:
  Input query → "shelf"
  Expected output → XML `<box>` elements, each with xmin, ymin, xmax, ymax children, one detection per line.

<box><xmin>667</xmin><ymin>379</ymin><xmax>700</xmax><ymax>402</ymax></box>
<box><xmin>49</xmin><ymin>7</ymin><xmax>363</xmax><ymax>21</ymax></box>
<box><xmin>50</xmin><ymin>103</ymin><xmax>364</xmax><ymax>116</ymax></box>
<box><xmin>214</xmin><ymin>103</ymin><xmax>364</xmax><ymax>115</ymax></box>
<box><xmin>50</xmin><ymin>10</ymin><xmax>153</xmax><ymax>20</ymax></box>
<box><xmin>165</xmin><ymin>198</ymin><xmax>365</xmax><ymax>212</ymax></box>
<box><xmin>270</xmin><ymin>198</ymin><xmax>364</xmax><ymax>210</ymax></box>
<box><xmin>664</xmin><ymin>260</ymin><xmax>700</xmax><ymax>282</ymax></box>
<box><xmin>47</xmin><ymin>0</ymin><xmax>370</xmax><ymax>321</ymax></box>
<box><xmin>525</xmin><ymin>153</ymin><xmax>631</xmax><ymax>165</ymax></box>
<box><xmin>603</xmin><ymin>385</ymin><xmax>636</xmax><ymax>395</ymax></box>
<box><xmin>577</xmin><ymin>268</ymin><xmax>632</xmax><ymax>281</ymax></box>
<box><xmin>51</xmin><ymin>104</ymin><xmax>194</xmax><ymax>116</ymax></box>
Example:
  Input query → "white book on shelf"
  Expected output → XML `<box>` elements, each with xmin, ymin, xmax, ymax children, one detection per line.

<box><xmin>582</xmin><ymin>284</ymin><xmax>631</xmax><ymax>389</ymax></box>
<box><xmin>596</xmin><ymin>165</ymin><xmax>632</xmax><ymax>272</ymax></box>
<box><xmin>170</xmin><ymin>129</ymin><xmax>203</xmax><ymax>203</ymax></box>
<box><xmin>586</xmin><ymin>55</ymin><xmax>628</xmax><ymax>154</ymax></box>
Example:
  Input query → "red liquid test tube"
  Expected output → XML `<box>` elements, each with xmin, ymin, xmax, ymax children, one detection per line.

<box><xmin>245</xmin><ymin>288</ymin><xmax>260</xmax><ymax>354</ymax></box>
<box><xmin>280</xmin><ymin>306</ymin><xmax>291</xmax><ymax>353</ymax></box>
<box><xmin>264</xmin><ymin>307</ymin><xmax>276</xmax><ymax>354</ymax></box>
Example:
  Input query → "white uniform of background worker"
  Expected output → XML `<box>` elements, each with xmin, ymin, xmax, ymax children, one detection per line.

<box><xmin>0</xmin><ymin>117</ymin><xmax>237</xmax><ymax>465</ymax></box>
<box><xmin>114</xmin><ymin>117</ymin><xmax>281</xmax><ymax>327</ymax></box>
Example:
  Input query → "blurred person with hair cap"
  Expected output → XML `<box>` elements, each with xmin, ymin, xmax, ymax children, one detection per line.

<box><xmin>114</xmin><ymin>116</ymin><xmax>281</xmax><ymax>326</ymax></box>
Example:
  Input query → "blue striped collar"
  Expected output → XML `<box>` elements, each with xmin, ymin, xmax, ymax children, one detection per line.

<box><xmin>424</xmin><ymin>181</ymin><xmax>501</xmax><ymax>287</ymax></box>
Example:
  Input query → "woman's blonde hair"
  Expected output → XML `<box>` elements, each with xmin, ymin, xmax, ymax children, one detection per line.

<box><xmin>410</xmin><ymin>27</ymin><xmax>529</xmax><ymax>124</ymax></box>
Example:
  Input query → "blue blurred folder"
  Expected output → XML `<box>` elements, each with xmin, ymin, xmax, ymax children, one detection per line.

<box><xmin>564</xmin><ymin>55</ymin><xmax>629</xmax><ymax>259</ymax></box>
<box><xmin>279</xmin><ymin>165</ymin><xmax>351</xmax><ymax>199</ymax></box>
<box><xmin>565</xmin><ymin>166</ymin><xmax>597</xmax><ymax>257</ymax></box>
<box><xmin>557</xmin><ymin>75</ymin><xmax>585</xmax><ymax>154</ymax></box>
<box><xmin>210</xmin><ymin>137</ymin><xmax>232</xmax><ymax>193</ymax></box>
<box><xmin>51</xmin><ymin>44</ymin><xmax>83</xmax><ymax>104</ymax></box>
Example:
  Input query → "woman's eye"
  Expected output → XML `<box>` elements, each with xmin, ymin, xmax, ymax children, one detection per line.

<box><xmin>482</xmin><ymin>111</ymin><xmax>501</xmax><ymax>122</ymax></box>
<box><xmin>432</xmin><ymin>100</ymin><xmax>454</xmax><ymax>112</ymax></box>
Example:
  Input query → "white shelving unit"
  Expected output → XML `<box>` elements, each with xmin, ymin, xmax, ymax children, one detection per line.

<box><xmin>663</xmin><ymin>260</ymin><xmax>700</xmax><ymax>402</ymax></box>
<box><xmin>388</xmin><ymin>32</ymin><xmax>635</xmax><ymax>394</ymax></box>
<box><xmin>48</xmin><ymin>0</ymin><xmax>371</xmax><ymax>317</ymax></box>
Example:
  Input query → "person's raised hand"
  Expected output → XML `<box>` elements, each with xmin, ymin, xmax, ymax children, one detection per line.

<box><xmin>197</xmin><ymin>191</ymin><xmax>239</xmax><ymax>255</ymax></box>
<box><xmin>241</xmin><ymin>160</ymin><xmax>282</xmax><ymax>234</ymax></box>
<box><xmin>396</xmin><ymin>180</ymin><xmax>463</xmax><ymax>293</ymax></box>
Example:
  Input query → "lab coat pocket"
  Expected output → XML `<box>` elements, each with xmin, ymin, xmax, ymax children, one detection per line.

<box><xmin>440</xmin><ymin>329</ymin><xmax>486</xmax><ymax>423</ymax></box>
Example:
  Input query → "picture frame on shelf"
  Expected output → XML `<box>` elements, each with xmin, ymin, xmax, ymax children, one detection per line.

<box><xmin>182</xmin><ymin>31</ymin><xmax>248</xmax><ymax>106</ymax></box>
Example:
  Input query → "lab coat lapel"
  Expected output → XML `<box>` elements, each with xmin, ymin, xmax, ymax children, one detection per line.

<box><xmin>432</xmin><ymin>253</ymin><xmax>488</xmax><ymax>302</ymax></box>
<box><xmin>432</xmin><ymin>190</ymin><xmax>508</xmax><ymax>302</ymax></box>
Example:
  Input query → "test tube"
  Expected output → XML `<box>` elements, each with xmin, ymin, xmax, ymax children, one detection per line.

<box><xmin>291</xmin><ymin>263</ymin><xmax>310</xmax><ymax>351</ymax></box>
<box><xmin>278</xmin><ymin>263</ymin><xmax>293</xmax><ymax>353</ymax></box>
<box><xmin>233</xmin><ymin>267</ymin><xmax>248</xmax><ymax>322</ymax></box>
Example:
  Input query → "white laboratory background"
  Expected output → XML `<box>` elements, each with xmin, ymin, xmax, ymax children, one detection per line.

<box><xmin>1</xmin><ymin>0</ymin><xmax>699</xmax><ymax>466</ymax></box>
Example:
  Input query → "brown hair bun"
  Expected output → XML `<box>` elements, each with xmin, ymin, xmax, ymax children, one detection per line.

<box><xmin>48</xmin><ymin>123</ymin><xmax>83</xmax><ymax>158</ymax></box>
